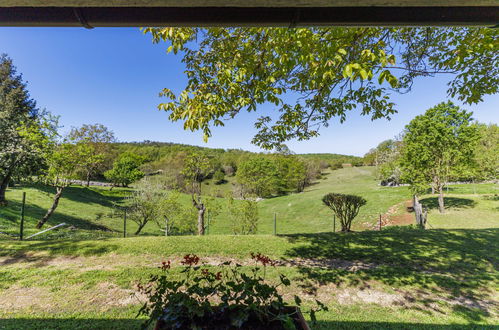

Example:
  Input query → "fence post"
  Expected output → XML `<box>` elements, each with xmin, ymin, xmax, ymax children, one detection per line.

<box><xmin>273</xmin><ymin>213</ymin><xmax>277</xmax><ymax>236</ymax></box>
<box><xmin>206</xmin><ymin>211</ymin><xmax>210</xmax><ymax>235</ymax></box>
<box><xmin>19</xmin><ymin>192</ymin><xmax>26</xmax><ymax>241</ymax></box>
<box><xmin>379</xmin><ymin>214</ymin><xmax>382</xmax><ymax>231</ymax></box>
<box><xmin>333</xmin><ymin>214</ymin><xmax>336</xmax><ymax>233</ymax></box>
<box><xmin>123</xmin><ymin>209</ymin><xmax>127</xmax><ymax>238</ymax></box>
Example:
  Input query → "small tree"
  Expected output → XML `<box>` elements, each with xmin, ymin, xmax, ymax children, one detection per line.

<box><xmin>322</xmin><ymin>193</ymin><xmax>367</xmax><ymax>232</ymax></box>
<box><xmin>127</xmin><ymin>179</ymin><xmax>163</xmax><ymax>235</ymax></box>
<box><xmin>400</xmin><ymin>102</ymin><xmax>479</xmax><ymax>213</ymax></box>
<box><xmin>68</xmin><ymin>123</ymin><xmax>116</xmax><ymax>186</ymax></box>
<box><xmin>105</xmin><ymin>152</ymin><xmax>145</xmax><ymax>187</ymax></box>
<box><xmin>156</xmin><ymin>190</ymin><xmax>196</xmax><ymax>236</ymax></box>
<box><xmin>181</xmin><ymin>152</ymin><xmax>212</xmax><ymax>235</ymax></box>
<box><xmin>36</xmin><ymin>143</ymin><xmax>80</xmax><ymax>229</ymax></box>
<box><xmin>227</xmin><ymin>197</ymin><xmax>259</xmax><ymax>235</ymax></box>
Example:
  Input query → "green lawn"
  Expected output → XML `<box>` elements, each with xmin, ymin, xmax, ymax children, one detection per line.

<box><xmin>0</xmin><ymin>228</ymin><xmax>498</xmax><ymax>328</ymax></box>
<box><xmin>1</xmin><ymin>168</ymin><xmax>498</xmax><ymax>329</ymax></box>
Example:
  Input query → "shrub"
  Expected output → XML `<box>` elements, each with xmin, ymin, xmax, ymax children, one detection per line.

<box><xmin>213</xmin><ymin>169</ymin><xmax>226</xmax><ymax>184</ymax></box>
<box><xmin>227</xmin><ymin>197</ymin><xmax>259</xmax><ymax>234</ymax></box>
<box><xmin>137</xmin><ymin>253</ymin><xmax>327</xmax><ymax>329</ymax></box>
<box><xmin>322</xmin><ymin>193</ymin><xmax>367</xmax><ymax>232</ymax></box>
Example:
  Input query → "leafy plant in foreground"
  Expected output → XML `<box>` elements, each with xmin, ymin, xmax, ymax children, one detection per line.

<box><xmin>137</xmin><ymin>253</ymin><xmax>327</xmax><ymax>329</ymax></box>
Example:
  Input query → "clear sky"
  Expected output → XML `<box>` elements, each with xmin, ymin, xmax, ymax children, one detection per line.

<box><xmin>0</xmin><ymin>27</ymin><xmax>497</xmax><ymax>156</ymax></box>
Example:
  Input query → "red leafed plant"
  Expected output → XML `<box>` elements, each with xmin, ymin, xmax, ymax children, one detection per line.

<box><xmin>136</xmin><ymin>253</ymin><xmax>327</xmax><ymax>329</ymax></box>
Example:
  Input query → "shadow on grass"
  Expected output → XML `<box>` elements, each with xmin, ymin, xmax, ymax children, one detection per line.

<box><xmin>0</xmin><ymin>319</ymin><xmax>495</xmax><ymax>330</ymax></box>
<box><xmin>20</xmin><ymin>183</ymin><xmax>128</xmax><ymax>208</ymax></box>
<box><xmin>420</xmin><ymin>197</ymin><xmax>476</xmax><ymax>210</ymax></box>
<box><xmin>0</xmin><ymin>199</ymin><xmax>113</xmax><ymax>232</ymax></box>
<box><xmin>283</xmin><ymin>227</ymin><xmax>498</xmax><ymax>322</ymax></box>
<box><xmin>0</xmin><ymin>318</ymin><xmax>143</xmax><ymax>330</ymax></box>
<box><xmin>0</xmin><ymin>239</ymin><xmax>120</xmax><ymax>267</ymax></box>
<box><xmin>313</xmin><ymin>320</ymin><xmax>497</xmax><ymax>329</ymax></box>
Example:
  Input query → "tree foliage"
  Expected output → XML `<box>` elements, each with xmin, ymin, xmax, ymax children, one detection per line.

<box><xmin>474</xmin><ymin>123</ymin><xmax>498</xmax><ymax>181</ymax></box>
<box><xmin>104</xmin><ymin>152</ymin><xmax>145</xmax><ymax>187</ymax></box>
<box><xmin>68</xmin><ymin>123</ymin><xmax>116</xmax><ymax>185</ymax></box>
<box><xmin>36</xmin><ymin>142</ymin><xmax>83</xmax><ymax>228</ymax></box>
<box><xmin>322</xmin><ymin>193</ymin><xmax>367</xmax><ymax>232</ymax></box>
<box><xmin>0</xmin><ymin>54</ymin><xmax>55</xmax><ymax>205</ymax></box>
<box><xmin>227</xmin><ymin>197</ymin><xmax>259</xmax><ymax>235</ymax></box>
<box><xmin>399</xmin><ymin>102</ymin><xmax>479</xmax><ymax>213</ymax></box>
<box><xmin>144</xmin><ymin>27</ymin><xmax>498</xmax><ymax>149</ymax></box>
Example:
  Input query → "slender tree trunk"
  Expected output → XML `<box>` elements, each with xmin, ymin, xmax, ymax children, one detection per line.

<box><xmin>37</xmin><ymin>186</ymin><xmax>64</xmax><ymax>229</ymax></box>
<box><xmin>192</xmin><ymin>194</ymin><xmax>206</xmax><ymax>235</ymax></box>
<box><xmin>134</xmin><ymin>222</ymin><xmax>146</xmax><ymax>235</ymax></box>
<box><xmin>197</xmin><ymin>207</ymin><xmax>206</xmax><ymax>235</ymax></box>
<box><xmin>86</xmin><ymin>172</ymin><xmax>91</xmax><ymax>187</ymax></box>
<box><xmin>0</xmin><ymin>174</ymin><xmax>11</xmax><ymax>206</ymax></box>
<box><xmin>438</xmin><ymin>184</ymin><xmax>445</xmax><ymax>214</ymax></box>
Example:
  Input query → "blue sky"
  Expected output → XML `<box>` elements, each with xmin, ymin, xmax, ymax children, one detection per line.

<box><xmin>0</xmin><ymin>27</ymin><xmax>497</xmax><ymax>156</ymax></box>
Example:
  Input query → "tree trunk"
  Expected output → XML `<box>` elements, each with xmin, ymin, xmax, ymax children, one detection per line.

<box><xmin>86</xmin><ymin>172</ymin><xmax>91</xmax><ymax>187</ymax></box>
<box><xmin>438</xmin><ymin>185</ymin><xmax>445</xmax><ymax>214</ymax></box>
<box><xmin>0</xmin><ymin>174</ymin><xmax>11</xmax><ymax>206</ymax></box>
<box><xmin>135</xmin><ymin>222</ymin><xmax>146</xmax><ymax>235</ymax></box>
<box><xmin>197</xmin><ymin>207</ymin><xmax>206</xmax><ymax>235</ymax></box>
<box><xmin>192</xmin><ymin>195</ymin><xmax>206</xmax><ymax>235</ymax></box>
<box><xmin>413</xmin><ymin>195</ymin><xmax>427</xmax><ymax>229</ymax></box>
<box><xmin>37</xmin><ymin>186</ymin><xmax>64</xmax><ymax>229</ymax></box>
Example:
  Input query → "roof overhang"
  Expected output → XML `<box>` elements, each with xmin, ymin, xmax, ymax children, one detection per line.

<box><xmin>0</xmin><ymin>1</ymin><xmax>498</xmax><ymax>27</ymax></box>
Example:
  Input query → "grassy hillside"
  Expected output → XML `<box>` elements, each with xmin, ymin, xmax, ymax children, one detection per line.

<box><xmin>1</xmin><ymin>167</ymin><xmax>410</xmax><ymax>238</ymax></box>
<box><xmin>2</xmin><ymin>167</ymin><xmax>497</xmax><ymax>239</ymax></box>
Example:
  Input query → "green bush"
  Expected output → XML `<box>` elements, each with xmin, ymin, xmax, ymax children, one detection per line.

<box><xmin>322</xmin><ymin>193</ymin><xmax>367</xmax><ymax>232</ymax></box>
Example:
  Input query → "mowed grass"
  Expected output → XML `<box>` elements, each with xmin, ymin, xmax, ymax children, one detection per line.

<box><xmin>1</xmin><ymin>168</ymin><xmax>498</xmax><ymax>329</ymax></box>
<box><xmin>0</xmin><ymin>227</ymin><xmax>498</xmax><ymax>328</ymax></box>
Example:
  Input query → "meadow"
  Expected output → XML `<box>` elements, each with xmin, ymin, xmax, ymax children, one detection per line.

<box><xmin>0</xmin><ymin>167</ymin><xmax>498</xmax><ymax>329</ymax></box>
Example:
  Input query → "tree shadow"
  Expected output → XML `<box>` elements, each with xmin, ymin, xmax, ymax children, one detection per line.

<box><xmin>283</xmin><ymin>228</ymin><xmax>498</xmax><ymax>322</ymax></box>
<box><xmin>420</xmin><ymin>197</ymin><xmax>476</xmax><ymax>210</ymax></box>
<box><xmin>0</xmin><ymin>318</ymin><xmax>143</xmax><ymax>330</ymax></box>
<box><xmin>24</xmin><ymin>183</ymin><xmax>128</xmax><ymax>208</ymax></box>
<box><xmin>0</xmin><ymin>239</ymin><xmax>120</xmax><ymax>266</ymax></box>
<box><xmin>313</xmin><ymin>320</ymin><xmax>497</xmax><ymax>329</ymax></box>
<box><xmin>0</xmin><ymin>199</ymin><xmax>113</xmax><ymax>233</ymax></box>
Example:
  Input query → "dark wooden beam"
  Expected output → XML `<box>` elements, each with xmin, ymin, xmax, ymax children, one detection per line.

<box><xmin>0</xmin><ymin>6</ymin><xmax>497</xmax><ymax>27</ymax></box>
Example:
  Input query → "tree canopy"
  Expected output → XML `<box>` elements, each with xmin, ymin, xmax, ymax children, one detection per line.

<box><xmin>145</xmin><ymin>27</ymin><xmax>498</xmax><ymax>149</ymax></box>
<box><xmin>399</xmin><ymin>102</ymin><xmax>479</xmax><ymax>213</ymax></box>
<box><xmin>0</xmin><ymin>54</ymin><xmax>56</xmax><ymax>205</ymax></box>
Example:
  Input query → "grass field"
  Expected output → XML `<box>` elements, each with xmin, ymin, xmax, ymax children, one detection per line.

<box><xmin>1</xmin><ymin>167</ymin><xmax>413</xmax><ymax>238</ymax></box>
<box><xmin>0</xmin><ymin>168</ymin><xmax>498</xmax><ymax>329</ymax></box>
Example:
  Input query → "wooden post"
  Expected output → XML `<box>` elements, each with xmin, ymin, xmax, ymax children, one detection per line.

<box><xmin>19</xmin><ymin>192</ymin><xmax>26</xmax><ymax>241</ymax></box>
<box><xmin>333</xmin><ymin>214</ymin><xmax>336</xmax><ymax>233</ymax></box>
<box><xmin>273</xmin><ymin>213</ymin><xmax>277</xmax><ymax>236</ymax></box>
<box><xmin>123</xmin><ymin>209</ymin><xmax>127</xmax><ymax>238</ymax></box>
<box><xmin>379</xmin><ymin>214</ymin><xmax>382</xmax><ymax>231</ymax></box>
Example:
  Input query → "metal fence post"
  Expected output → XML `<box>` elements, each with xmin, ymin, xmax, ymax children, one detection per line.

<box><xmin>273</xmin><ymin>213</ymin><xmax>277</xmax><ymax>236</ymax></box>
<box><xmin>123</xmin><ymin>209</ymin><xmax>127</xmax><ymax>238</ymax></box>
<box><xmin>19</xmin><ymin>192</ymin><xmax>26</xmax><ymax>241</ymax></box>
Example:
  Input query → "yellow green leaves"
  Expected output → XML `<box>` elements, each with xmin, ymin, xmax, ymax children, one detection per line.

<box><xmin>378</xmin><ymin>70</ymin><xmax>398</xmax><ymax>88</ymax></box>
<box><xmin>144</xmin><ymin>27</ymin><xmax>497</xmax><ymax>149</ymax></box>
